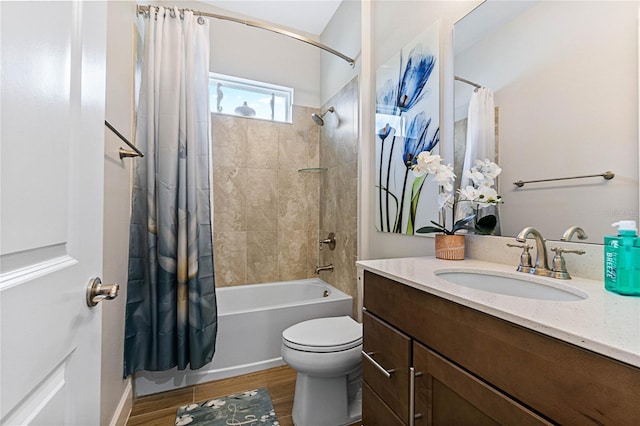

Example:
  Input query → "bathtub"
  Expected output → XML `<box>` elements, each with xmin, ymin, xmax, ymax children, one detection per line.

<box><xmin>134</xmin><ymin>278</ymin><xmax>353</xmax><ymax>396</ymax></box>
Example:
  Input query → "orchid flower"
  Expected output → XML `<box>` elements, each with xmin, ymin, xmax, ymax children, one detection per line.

<box><xmin>413</xmin><ymin>158</ymin><xmax>502</xmax><ymax>235</ymax></box>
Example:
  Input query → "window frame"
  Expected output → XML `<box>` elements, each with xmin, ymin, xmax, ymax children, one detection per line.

<box><xmin>209</xmin><ymin>72</ymin><xmax>293</xmax><ymax>124</ymax></box>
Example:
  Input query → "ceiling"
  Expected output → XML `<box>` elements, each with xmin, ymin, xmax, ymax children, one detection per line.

<box><xmin>200</xmin><ymin>0</ymin><xmax>343</xmax><ymax>36</ymax></box>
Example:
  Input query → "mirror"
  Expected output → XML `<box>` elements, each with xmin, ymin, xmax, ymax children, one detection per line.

<box><xmin>453</xmin><ymin>0</ymin><xmax>639</xmax><ymax>243</ymax></box>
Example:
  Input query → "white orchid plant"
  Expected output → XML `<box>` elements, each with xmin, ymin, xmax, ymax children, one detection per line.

<box><xmin>411</xmin><ymin>153</ymin><xmax>502</xmax><ymax>235</ymax></box>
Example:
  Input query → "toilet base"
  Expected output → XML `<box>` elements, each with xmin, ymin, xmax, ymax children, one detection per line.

<box><xmin>292</xmin><ymin>371</ymin><xmax>362</xmax><ymax>426</ymax></box>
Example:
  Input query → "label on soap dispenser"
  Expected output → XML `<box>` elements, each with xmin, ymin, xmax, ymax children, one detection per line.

<box><xmin>604</xmin><ymin>237</ymin><xmax>618</xmax><ymax>289</ymax></box>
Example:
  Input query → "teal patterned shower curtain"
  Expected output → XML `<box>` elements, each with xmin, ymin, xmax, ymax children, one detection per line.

<box><xmin>124</xmin><ymin>6</ymin><xmax>217</xmax><ymax>377</ymax></box>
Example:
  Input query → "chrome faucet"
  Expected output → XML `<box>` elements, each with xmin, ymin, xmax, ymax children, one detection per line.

<box><xmin>561</xmin><ymin>226</ymin><xmax>588</xmax><ymax>242</ymax></box>
<box><xmin>515</xmin><ymin>227</ymin><xmax>551</xmax><ymax>276</ymax></box>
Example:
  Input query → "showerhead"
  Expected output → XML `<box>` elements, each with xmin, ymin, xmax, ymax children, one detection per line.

<box><xmin>311</xmin><ymin>106</ymin><xmax>335</xmax><ymax>126</ymax></box>
<box><xmin>311</xmin><ymin>113</ymin><xmax>324</xmax><ymax>126</ymax></box>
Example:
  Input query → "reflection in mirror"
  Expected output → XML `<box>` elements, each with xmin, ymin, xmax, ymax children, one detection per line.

<box><xmin>453</xmin><ymin>0</ymin><xmax>639</xmax><ymax>243</ymax></box>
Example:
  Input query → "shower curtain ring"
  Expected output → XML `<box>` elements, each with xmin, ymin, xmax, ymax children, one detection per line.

<box><xmin>197</xmin><ymin>16</ymin><xmax>205</xmax><ymax>25</ymax></box>
<box><xmin>170</xmin><ymin>9</ymin><xmax>176</xmax><ymax>18</ymax></box>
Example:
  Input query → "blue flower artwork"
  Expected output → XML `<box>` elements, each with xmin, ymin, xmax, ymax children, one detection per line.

<box><xmin>375</xmin><ymin>22</ymin><xmax>440</xmax><ymax>235</ymax></box>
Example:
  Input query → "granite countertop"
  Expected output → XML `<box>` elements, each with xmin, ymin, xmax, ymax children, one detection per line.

<box><xmin>356</xmin><ymin>256</ymin><xmax>640</xmax><ymax>368</ymax></box>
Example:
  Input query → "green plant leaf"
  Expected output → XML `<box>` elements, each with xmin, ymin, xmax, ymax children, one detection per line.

<box><xmin>474</xmin><ymin>215</ymin><xmax>497</xmax><ymax>235</ymax></box>
<box><xmin>416</xmin><ymin>225</ymin><xmax>445</xmax><ymax>234</ymax></box>
<box><xmin>406</xmin><ymin>174</ymin><xmax>427</xmax><ymax>235</ymax></box>
<box><xmin>452</xmin><ymin>215</ymin><xmax>476</xmax><ymax>233</ymax></box>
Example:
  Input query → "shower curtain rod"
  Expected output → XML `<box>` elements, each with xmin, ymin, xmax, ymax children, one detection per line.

<box><xmin>455</xmin><ymin>76</ymin><xmax>483</xmax><ymax>89</ymax></box>
<box><xmin>136</xmin><ymin>4</ymin><xmax>356</xmax><ymax>67</ymax></box>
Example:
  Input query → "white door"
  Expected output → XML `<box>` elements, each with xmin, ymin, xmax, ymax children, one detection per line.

<box><xmin>1</xmin><ymin>1</ymin><xmax>108</xmax><ymax>424</ymax></box>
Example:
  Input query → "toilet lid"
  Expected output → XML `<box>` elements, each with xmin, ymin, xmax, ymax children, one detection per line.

<box><xmin>282</xmin><ymin>316</ymin><xmax>363</xmax><ymax>353</ymax></box>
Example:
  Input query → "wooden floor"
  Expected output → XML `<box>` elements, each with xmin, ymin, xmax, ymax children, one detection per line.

<box><xmin>127</xmin><ymin>366</ymin><xmax>298</xmax><ymax>426</ymax></box>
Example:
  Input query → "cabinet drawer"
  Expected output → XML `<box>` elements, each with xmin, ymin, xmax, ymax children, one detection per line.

<box><xmin>363</xmin><ymin>311</ymin><xmax>410</xmax><ymax>423</ymax></box>
<box><xmin>362</xmin><ymin>381</ymin><xmax>405</xmax><ymax>426</ymax></box>
<box><xmin>413</xmin><ymin>341</ymin><xmax>551</xmax><ymax>426</ymax></box>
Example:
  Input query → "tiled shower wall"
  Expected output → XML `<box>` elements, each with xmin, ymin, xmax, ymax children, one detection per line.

<box><xmin>318</xmin><ymin>77</ymin><xmax>359</xmax><ymax>313</ymax></box>
<box><xmin>211</xmin><ymin>106</ymin><xmax>321</xmax><ymax>287</ymax></box>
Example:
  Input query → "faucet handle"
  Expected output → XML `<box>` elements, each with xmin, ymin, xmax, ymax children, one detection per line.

<box><xmin>506</xmin><ymin>243</ymin><xmax>534</xmax><ymax>273</ymax></box>
<box><xmin>551</xmin><ymin>247</ymin><xmax>585</xmax><ymax>256</ymax></box>
<box><xmin>506</xmin><ymin>243</ymin><xmax>532</xmax><ymax>250</ymax></box>
<box><xmin>319</xmin><ymin>232</ymin><xmax>336</xmax><ymax>250</ymax></box>
<box><xmin>549</xmin><ymin>247</ymin><xmax>585</xmax><ymax>279</ymax></box>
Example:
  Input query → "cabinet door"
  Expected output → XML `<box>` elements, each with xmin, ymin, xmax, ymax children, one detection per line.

<box><xmin>363</xmin><ymin>381</ymin><xmax>405</xmax><ymax>426</ymax></box>
<box><xmin>363</xmin><ymin>311</ymin><xmax>411</xmax><ymax>423</ymax></box>
<box><xmin>413</xmin><ymin>342</ymin><xmax>552</xmax><ymax>426</ymax></box>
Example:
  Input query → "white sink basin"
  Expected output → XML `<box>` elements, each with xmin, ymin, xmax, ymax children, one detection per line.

<box><xmin>435</xmin><ymin>269</ymin><xmax>588</xmax><ymax>301</ymax></box>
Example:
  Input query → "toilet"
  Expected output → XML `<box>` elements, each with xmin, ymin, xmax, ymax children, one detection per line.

<box><xmin>281</xmin><ymin>316</ymin><xmax>363</xmax><ymax>426</ymax></box>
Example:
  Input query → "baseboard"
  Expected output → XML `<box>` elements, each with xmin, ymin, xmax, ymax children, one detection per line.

<box><xmin>109</xmin><ymin>379</ymin><xmax>133</xmax><ymax>426</ymax></box>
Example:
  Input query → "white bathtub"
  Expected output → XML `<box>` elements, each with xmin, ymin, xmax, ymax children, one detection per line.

<box><xmin>134</xmin><ymin>278</ymin><xmax>353</xmax><ymax>396</ymax></box>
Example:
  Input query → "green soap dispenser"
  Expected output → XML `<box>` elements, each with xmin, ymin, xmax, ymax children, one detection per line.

<box><xmin>604</xmin><ymin>220</ymin><xmax>640</xmax><ymax>296</ymax></box>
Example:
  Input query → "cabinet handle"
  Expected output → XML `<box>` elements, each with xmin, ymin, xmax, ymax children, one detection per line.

<box><xmin>410</xmin><ymin>367</ymin><xmax>424</xmax><ymax>426</ymax></box>
<box><xmin>362</xmin><ymin>351</ymin><xmax>395</xmax><ymax>378</ymax></box>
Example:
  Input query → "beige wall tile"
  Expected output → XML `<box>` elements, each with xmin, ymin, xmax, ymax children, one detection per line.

<box><xmin>212</xmin><ymin>115</ymin><xmax>248</xmax><ymax>168</ymax></box>
<box><xmin>213</xmin><ymin>231</ymin><xmax>247</xmax><ymax>287</ymax></box>
<box><xmin>278</xmin><ymin>230</ymin><xmax>308</xmax><ymax>281</ymax></box>
<box><xmin>278</xmin><ymin>127</ymin><xmax>312</xmax><ymax>170</ymax></box>
<box><xmin>247</xmin><ymin>120</ymin><xmax>279</xmax><ymax>169</ymax></box>
<box><xmin>278</xmin><ymin>169</ymin><xmax>310</xmax><ymax>232</ymax></box>
<box><xmin>306</xmin><ymin>229</ymin><xmax>320</xmax><ymax>278</ymax></box>
<box><xmin>303</xmin><ymin>173</ymin><xmax>320</xmax><ymax>232</ymax></box>
<box><xmin>212</xmin><ymin>167</ymin><xmax>246</xmax><ymax>232</ymax></box>
<box><xmin>247</xmin><ymin>231</ymin><xmax>279</xmax><ymax>284</ymax></box>
<box><xmin>320</xmin><ymin>167</ymin><xmax>338</xmax><ymax>232</ymax></box>
<box><xmin>246</xmin><ymin>169</ymin><xmax>278</xmax><ymax>232</ymax></box>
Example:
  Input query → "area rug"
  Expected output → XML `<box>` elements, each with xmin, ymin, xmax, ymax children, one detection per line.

<box><xmin>175</xmin><ymin>387</ymin><xmax>279</xmax><ymax>425</ymax></box>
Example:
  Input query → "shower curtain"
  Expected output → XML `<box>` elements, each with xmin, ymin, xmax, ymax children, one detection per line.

<box><xmin>455</xmin><ymin>87</ymin><xmax>500</xmax><ymax>233</ymax></box>
<box><xmin>124</xmin><ymin>6</ymin><xmax>217</xmax><ymax>377</ymax></box>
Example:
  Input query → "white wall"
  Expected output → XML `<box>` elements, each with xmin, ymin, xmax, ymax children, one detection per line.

<box><xmin>101</xmin><ymin>1</ymin><xmax>136</xmax><ymax>425</ymax></box>
<box><xmin>357</xmin><ymin>0</ymin><xmax>481</xmax><ymax>260</ymax></box>
<box><xmin>320</xmin><ymin>0</ymin><xmax>361</xmax><ymax>105</ymax></box>
<box><xmin>153</xmin><ymin>0</ymin><xmax>322</xmax><ymax>107</ymax></box>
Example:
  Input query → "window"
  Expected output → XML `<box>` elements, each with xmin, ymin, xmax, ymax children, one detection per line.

<box><xmin>209</xmin><ymin>73</ymin><xmax>293</xmax><ymax>123</ymax></box>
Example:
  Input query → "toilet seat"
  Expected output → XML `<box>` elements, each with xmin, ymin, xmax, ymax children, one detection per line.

<box><xmin>282</xmin><ymin>316</ymin><xmax>362</xmax><ymax>353</ymax></box>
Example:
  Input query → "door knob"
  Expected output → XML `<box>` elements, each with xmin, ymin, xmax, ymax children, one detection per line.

<box><xmin>86</xmin><ymin>277</ymin><xmax>119</xmax><ymax>307</ymax></box>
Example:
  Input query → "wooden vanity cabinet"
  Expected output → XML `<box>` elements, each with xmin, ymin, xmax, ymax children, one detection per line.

<box><xmin>362</xmin><ymin>271</ymin><xmax>640</xmax><ymax>425</ymax></box>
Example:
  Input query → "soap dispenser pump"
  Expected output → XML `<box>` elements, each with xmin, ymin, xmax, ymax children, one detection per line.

<box><xmin>604</xmin><ymin>220</ymin><xmax>640</xmax><ymax>296</ymax></box>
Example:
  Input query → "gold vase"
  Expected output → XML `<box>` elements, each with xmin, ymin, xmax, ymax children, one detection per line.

<box><xmin>435</xmin><ymin>234</ymin><xmax>465</xmax><ymax>260</ymax></box>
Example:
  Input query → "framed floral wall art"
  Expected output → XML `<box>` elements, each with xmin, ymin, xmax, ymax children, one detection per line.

<box><xmin>375</xmin><ymin>21</ymin><xmax>440</xmax><ymax>235</ymax></box>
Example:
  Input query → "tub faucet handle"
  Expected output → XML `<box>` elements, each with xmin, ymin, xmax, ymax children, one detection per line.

<box><xmin>319</xmin><ymin>232</ymin><xmax>336</xmax><ymax>250</ymax></box>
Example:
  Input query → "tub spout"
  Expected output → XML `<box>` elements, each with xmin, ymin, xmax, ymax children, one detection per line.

<box><xmin>315</xmin><ymin>264</ymin><xmax>334</xmax><ymax>274</ymax></box>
